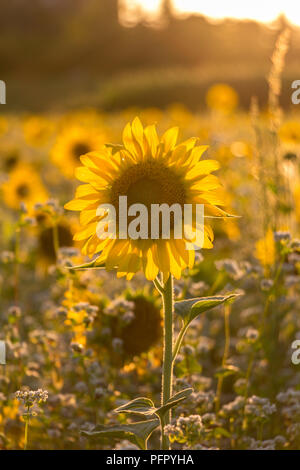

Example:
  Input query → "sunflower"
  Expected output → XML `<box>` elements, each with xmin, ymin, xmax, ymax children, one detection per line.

<box><xmin>0</xmin><ymin>116</ymin><xmax>8</xmax><ymax>137</ymax></box>
<box><xmin>255</xmin><ymin>228</ymin><xmax>276</xmax><ymax>271</ymax></box>
<box><xmin>2</xmin><ymin>163</ymin><xmax>48</xmax><ymax>211</ymax></box>
<box><xmin>38</xmin><ymin>223</ymin><xmax>74</xmax><ymax>264</ymax></box>
<box><xmin>109</xmin><ymin>292</ymin><xmax>162</xmax><ymax>358</ymax></box>
<box><xmin>65</xmin><ymin>117</ymin><xmax>227</xmax><ymax>280</ymax></box>
<box><xmin>279</xmin><ymin>120</ymin><xmax>300</xmax><ymax>146</ymax></box>
<box><xmin>206</xmin><ymin>83</ymin><xmax>238</xmax><ymax>113</ymax></box>
<box><xmin>51</xmin><ymin>125</ymin><xmax>105</xmax><ymax>178</ymax></box>
<box><xmin>23</xmin><ymin>115</ymin><xmax>55</xmax><ymax>147</ymax></box>
<box><xmin>0</xmin><ymin>146</ymin><xmax>21</xmax><ymax>173</ymax></box>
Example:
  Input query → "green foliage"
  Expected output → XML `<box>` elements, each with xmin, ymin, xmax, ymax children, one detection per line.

<box><xmin>175</xmin><ymin>294</ymin><xmax>240</xmax><ymax>327</ymax></box>
<box><xmin>81</xmin><ymin>419</ymin><xmax>159</xmax><ymax>450</ymax></box>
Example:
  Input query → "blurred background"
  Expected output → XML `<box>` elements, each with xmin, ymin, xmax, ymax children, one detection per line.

<box><xmin>2</xmin><ymin>0</ymin><xmax>300</xmax><ymax>111</ymax></box>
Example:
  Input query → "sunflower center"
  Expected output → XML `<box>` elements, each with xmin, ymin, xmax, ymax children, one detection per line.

<box><xmin>72</xmin><ymin>142</ymin><xmax>91</xmax><ymax>160</ymax></box>
<box><xmin>110</xmin><ymin>160</ymin><xmax>186</xmax><ymax>237</ymax></box>
<box><xmin>111</xmin><ymin>161</ymin><xmax>186</xmax><ymax>210</ymax></box>
<box><xmin>5</xmin><ymin>152</ymin><xmax>18</xmax><ymax>171</ymax></box>
<box><xmin>16</xmin><ymin>183</ymin><xmax>30</xmax><ymax>198</ymax></box>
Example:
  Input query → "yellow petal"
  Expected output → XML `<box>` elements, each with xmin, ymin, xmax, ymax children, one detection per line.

<box><xmin>186</xmin><ymin>160</ymin><xmax>220</xmax><ymax>180</ymax></box>
<box><xmin>162</xmin><ymin>127</ymin><xmax>179</xmax><ymax>153</ymax></box>
<box><xmin>144</xmin><ymin>125</ymin><xmax>159</xmax><ymax>158</ymax></box>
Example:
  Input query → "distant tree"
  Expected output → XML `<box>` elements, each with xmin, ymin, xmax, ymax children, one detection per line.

<box><xmin>160</xmin><ymin>0</ymin><xmax>174</xmax><ymax>24</ymax></box>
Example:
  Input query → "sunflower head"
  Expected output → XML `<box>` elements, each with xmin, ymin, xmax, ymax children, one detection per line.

<box><xmin>2</xmin><ymin>163</ymin><xmax>48</xmax><ymax>211</ymax></box>
<box><xmin>255</xmin><ymin>228</ymin><xmax>276</xmax><ymax>272</ymax></box>
<box><xmin>23</xmin><ymin>115</ymin><xmax>55</xmax><ymax>147</ymax></box>
<box><xmin>51</xmin><ymin>126</ymin><xmax>105</xmax><ymax>178</ymax></box>
<box><xmin>66</xmin><ymin>117</ymin><xmax>227</xmax><ymax>280</ymax></box>
<box><xmin>279</xmin><ymin>120</ymin><xmax>300</xmax><ymax>146</ymax></box>
<box><xmin>0</xmin><ymin>146</ymin><xmax>21</xmax><ymax>173</ymax></box>
<box><xmin>206</xmin><ymin>83</ymin><xmax>238</xmax><ymax>113</ymax></box>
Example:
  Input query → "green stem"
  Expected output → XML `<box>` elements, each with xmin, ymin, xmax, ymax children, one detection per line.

<box><xmin>215</xmin><ymin>304</ymin><xmax>231</xmax><ymax>412</ymax></box>
<box><xmin>242</xmin><ymin>352</ymin><xmax>254</xmax><ymax>431</ymax></box>
<box><xmin>172</xmin><ymin>323</ymin><xmax>187</xmax><ymax>362</ymax></box>
<box><xmin>160</xmin><ymin>273</ymin><xmax>174</xmax><ymax>450</ymax></box>
<box><xmin>24</xmin><ymin>408</ymin><xmax>30</xmax><ymax>450</ymax></box>
<box><xmin>52</xmin><ymin>223</ymin><xmax>60</xmax><ymax>260</ymax></box>
<box><xmin>14</xmin><ymin>225</ymin><xmax>21</xmax><ymax>302</ymax></box>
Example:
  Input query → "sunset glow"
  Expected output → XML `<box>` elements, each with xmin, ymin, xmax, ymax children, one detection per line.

<box><xmin>125</xmin><ymin>0</ymin><xmax>300</xmax><ymax>26</ymax></box>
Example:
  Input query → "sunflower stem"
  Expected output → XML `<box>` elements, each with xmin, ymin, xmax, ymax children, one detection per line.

<box><xmin>160</xmin><ymin>273</ymin><xmax>174</xmax><ymax>450</ymax></box>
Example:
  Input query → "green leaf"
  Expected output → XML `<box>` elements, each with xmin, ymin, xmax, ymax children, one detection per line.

<box><xmin>114</xmin><ymin>397</ymin><xmax>155</xmax><ymax>416</ymax></box>
<box><xmin>174</xmin><ymin>355</ymin><xmax>202</xmax><ymax>377</ymax></box>
<box><xmin>114</xmin><ymin>389</ymin><xmax>193</xmax><ymax>422</ymax></box>
<box><xmin>175</xmin><ymin>294</ymin><xmax>240</xmax><ymax>327</ymax></box>
<box><xmin>67</xmin><ymin>255</ymin><xmax>106</xmax><ymax>270</ymax></box>
<box><xmin>81</xmin><ymin>419</ymin><xmax>159</xmax><ymax>450</ymax></box>
<box><xmin>213</xmin><ymin>427</ymin><xmax>231</xmax><ymax>438</ymax></box>
<box><xmin>214</xmin><ymin>365</ymin><xmax>240</xmax><ymax>379</ymax></box>
<box><xmin>155</xmin><ymin>388</ymin><xmax>193</xmax><ymax>420</ymax></box>
<box><xmin>105</xmin><ymin>143</ymin><xmax>124</xmax><ymax>154</ymax></box>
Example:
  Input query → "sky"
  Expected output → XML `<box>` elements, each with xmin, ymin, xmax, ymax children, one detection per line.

<box><xmin>124</xmin><ymin>0</ymin><xmax>300</xmax><ymax>26</ymax></box>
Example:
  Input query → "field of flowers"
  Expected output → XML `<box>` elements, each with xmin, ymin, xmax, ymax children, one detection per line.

<box><xmin>1</xmin><ymin>34</ymin><xmax>300</xmax><ymax>450</ymax></box>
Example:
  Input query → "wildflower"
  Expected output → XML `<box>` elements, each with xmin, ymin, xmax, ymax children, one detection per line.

<box><xmin>189</xmin><ymin>281</ymin><xmax>208</xmax><ymax>297</ymax></box>
<box><xmin>255</xmin><ymin>228</ymin><xmax>276</xmax><ymax>271</ymax></box>
<box><xmin>245</xmin><ymin>328</ymin><xmax>259</xmax><ymax>342</ymax></box>
<box><xmin>245</xmin><ymin>396</ymin><xmax>276</xmax><ymax>420</ymax></box>
<box><xmin>0</xmin><ymin>251</ymin><xmax>15</xmax><ymax>263</ymax></box>
<box><xmin>112</xmin><ymin>338</ymin><xmax>123</xmax><ymax>353</ymax></box>
<box><xmin>260</xmin><ymin>279</ymin><xmax>274</xmax><ymax>291</ymax></box>
<box><xmin>221</xmin><ymin>396</ymin><xmax>245</xmax><ymax>416</ymax></box>
<box><xmin>234</xmin><ymin>378</ymin><xmax>247</xmax><ymax>395</ymax></box>
<box><xmin>70</xmin><ymin>342</ymin><xmax>84</xmax><ymax>353</ymax></box>
<box><xmin>274</xmin><ymin>231</ymin><xmax>291</xmax><ymax>242</ymax></box>
<box><xmin>95</xmin><ymin>387</ymin><xmax>105</xmax><ymax>400</ymax></box>
<box><xmin>66</xmin><ymin>117</ymin><xmax>226</xmax><ymax>280</ymax></box>
<box><xmin>196</xmin><ymin>336</ymin><xmax>215</xmax><ymax>355</ymax></box>
<box><xmin>191</xmin><ymin>391</ymin><xmax>215</xmax><ymax>414</ymax></box>
<box><xmin>215</xmin><ymin>258</ymin><xmax>244</xmax><ymax>280</ymax></box>
<box><xmin>2</xmin><ymin>163</ymin><xmax>48</xmax><ymax>210</ymax></box>
<box><xmin>290</xmin><ymin>237</ymin><xmax>300</xmax><ymax>248</ymax></box>
<box><xmin>104</xmin><ymin>298</ymin><xmax>135</xmax><ymax>317</ymax></box>
<box><xmin>7</xmin><ymin>306</ymin><xmax>21</xmax><ymax>319</ymax></box>
<box><xmin>165</xmin><ymin>415</ymin><xmax>203</xmax><ymax>446</ymax></box>
<box><xmin>15</xmin><ymin>389</ymin><xmax>48</xmax><ymax>408</ymax></box>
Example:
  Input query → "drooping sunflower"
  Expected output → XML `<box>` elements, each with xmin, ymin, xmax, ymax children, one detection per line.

<box><xmin>65</xmin><ymin>117</ymin><xmax>227</xmax><ymax>280</ymax></box>
<box><xmin>51</xmin><ymin>125</ymin><xmax>105</xmax><ymax>178</ymax></box>
<box><xmin>2</xmin><ymin>163</ymin><xmax>48</xmax><ymax>211</ymax></box>
<box><xmin>108</xmin><ymin>292</ymin><xmax>162</xmax><ymax>358</ymax></box>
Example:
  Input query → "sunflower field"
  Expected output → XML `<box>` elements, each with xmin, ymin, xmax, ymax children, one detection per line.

<box><xmin>1</xmin><ymin>7</ymin><xmax>300</xmax><ymax>452</ymax></box>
